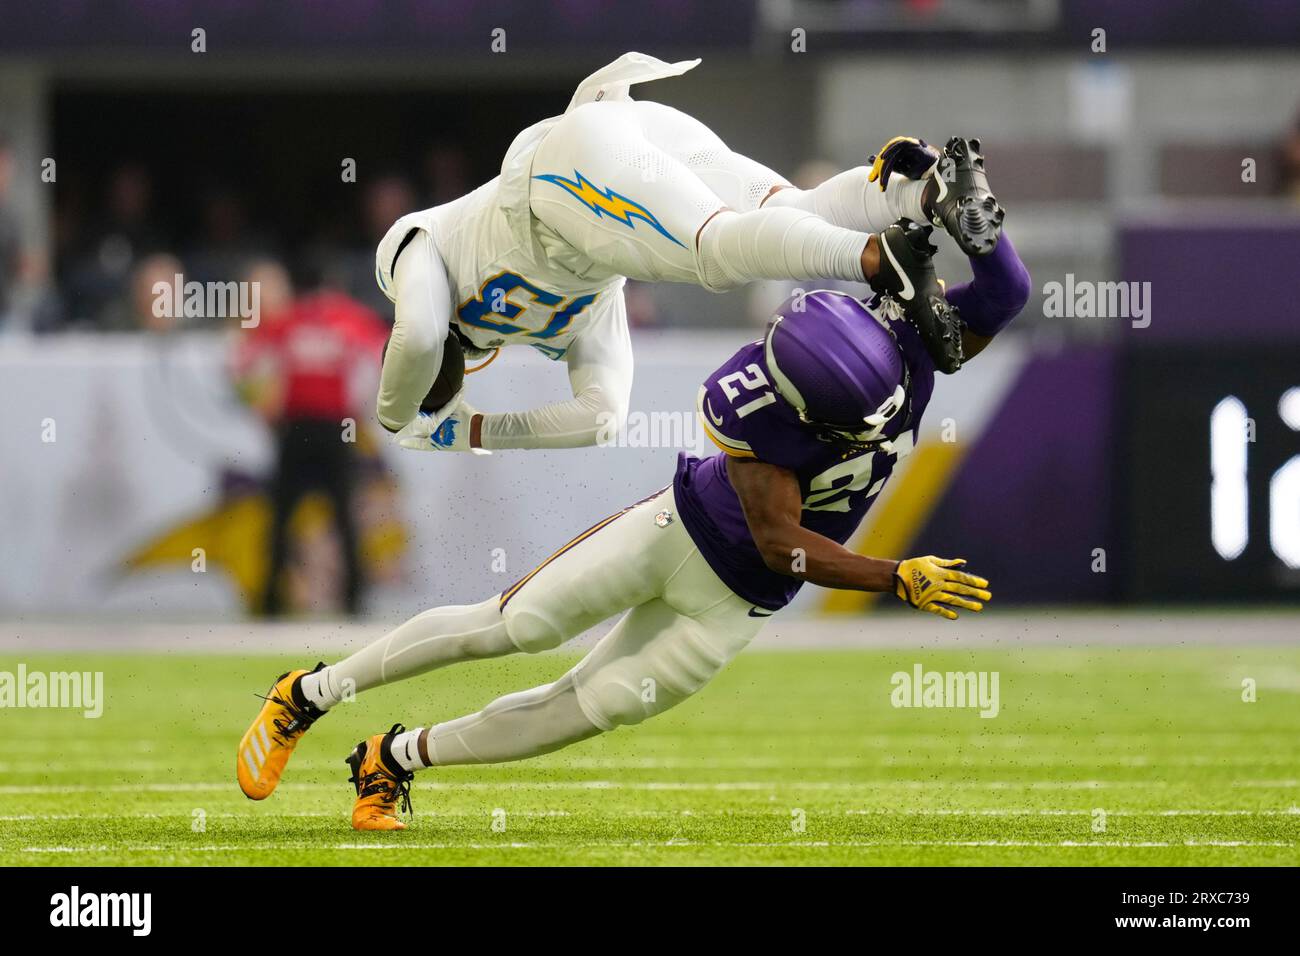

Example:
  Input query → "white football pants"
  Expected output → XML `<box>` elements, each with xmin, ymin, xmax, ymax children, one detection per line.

<box><xmin>318</xmin><ymin>487</ymin><xmax>766</xmax><ymax>766</ymax></box>
<box><xmin>528</xmin><ymin>98</ymin><xmax>876</xmax><ymax>292</ymax></box>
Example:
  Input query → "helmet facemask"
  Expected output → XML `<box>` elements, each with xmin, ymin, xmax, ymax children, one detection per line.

<box><xmin>812</xmin><ymin>377</ymin><xmax>909</xmax><ymax>452</ymax></box>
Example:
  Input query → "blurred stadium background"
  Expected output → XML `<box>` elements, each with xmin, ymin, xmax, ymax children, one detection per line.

<box><xmin>0</xmin><ymin>0</ymin><xmax>1298</xmax><ymax>624</ymax></box>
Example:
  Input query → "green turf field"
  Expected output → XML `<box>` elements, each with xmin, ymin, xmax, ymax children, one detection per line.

<box><xmin>1</xmin><ymin>646</ymin><xmax>1297</xmax><ymax>866</ymax></box>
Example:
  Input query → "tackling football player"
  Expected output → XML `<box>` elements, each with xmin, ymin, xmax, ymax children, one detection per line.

<box><xmin>376</xmin><ymin>51</ymin><xmax>1003</xmax><ymax>455</ymax></box>
<box><xmin>237</xmin><ymin>227</ymin><xmax>1030</xmax><ymax>828</ymax></box>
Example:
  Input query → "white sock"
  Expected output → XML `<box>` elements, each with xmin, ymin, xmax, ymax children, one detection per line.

<box><xmin>763</xmin><ymin>165</ymin><xmax>929</xmax><ymax>233</ymax></box>
<box><xmin>296</xmin><ymin>669</ymin><xmax>339</xmax><ymax>712</ymax></box>
<box><xmin>390</xmin><ymin>727</ymin><xmax>427</xmax><ymax>773</ymax></box>
<box><xmin>697</xmin><ymin>206</ymin><xmax>870</xmax><ymax>292</ymax></box>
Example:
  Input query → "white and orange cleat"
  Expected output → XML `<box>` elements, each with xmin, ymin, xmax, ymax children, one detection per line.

<box><xmin>345</xmin><ymin>724</ymin><xmax>415</xmax><ymax>831</ymax></box>
<box><xmin>236</xmin><ymin>663</ymin><xmax>327</xmax><ymax>800</ymax></box>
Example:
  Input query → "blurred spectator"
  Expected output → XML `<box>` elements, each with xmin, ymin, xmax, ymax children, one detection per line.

<box><xmin>100</xmin><ymin>253</ymin><xmax>184</xmax><ymax>333</ymax></box>
<box><xmin>62</xmin><ymin>163</ymin><xmax>165</xmax><ymax>326</ymax></box>
<box><xmin>246</xmin><ymin>258</ymin><xmax>295</xmax><ymax>320</ymax></box>
<box><xmin>0</xmin><ymin>134</ymin><xmax>66</xmax><ymax>333</ymax></box>
<box><xmin>363</xmin><ymin>175</ymin><xmax>417</xmax><ymax>245</ymax></box>
<box><xmin>421</xmin><ymin>142</ymin><xmax>470</xmax><ymax>206</ymax></box>
<box><xmin>186</xmin><ymin>183</ymin><xmax>275</xmax><ymax>288</ymax></box>
<box><xmin>233</xmin><ymin>262</ymin><xmax>388</xmax><ymax>616</ymax></box>
<box><xmin>338</xmin><ymin>173</ymin><xmax>415</xmax><ymax>315</ymax></box>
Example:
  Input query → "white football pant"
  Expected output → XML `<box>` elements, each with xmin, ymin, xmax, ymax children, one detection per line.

<box><xmin>317</xmin><ymin>487</ymin><xmax>766</xmax><ymax>766</ymax></box>
<box><xmin>529</xmin><ymin>98</ymin><xmax>871</xmax><ymax>292</ymax></box>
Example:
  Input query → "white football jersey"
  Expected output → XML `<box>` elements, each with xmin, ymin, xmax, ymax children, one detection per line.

<box><xmin>374</xmin><ymin>52</ymin><xmax>699</xmax><ymax>363</ymax></box>
<box><xmin>375</xmin><ymin>171</ymin><xmax>622</xmax><ymax>362</ymax></box>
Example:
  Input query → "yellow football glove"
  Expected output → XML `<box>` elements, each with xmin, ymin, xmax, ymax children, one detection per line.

<box><xmin>894</xmin><ymin>556</ymin><xmax>991</xmax><ymax>621</ymax></box>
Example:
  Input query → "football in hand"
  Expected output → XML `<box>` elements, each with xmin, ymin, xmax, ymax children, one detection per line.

<box><xmin>422</xmin><ymin>332</ymin><xmax>465</xmax><ymax>412</ymax></box>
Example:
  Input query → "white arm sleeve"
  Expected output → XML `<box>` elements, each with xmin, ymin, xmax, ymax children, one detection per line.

<box><xmin>375</xmin><ymin>229</ymin><xmax>452</xmax><ymax>432</ymax></box>
<box><xmin>478</xmin><ymin>294</ymin><xmax>633</xmax><ymax>451</ymax></box>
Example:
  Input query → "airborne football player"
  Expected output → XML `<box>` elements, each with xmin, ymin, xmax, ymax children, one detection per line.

<box><xmin>375</xmin><ymin>51</ymin><xmax>1004</xmax><ymax>455</ymax></box>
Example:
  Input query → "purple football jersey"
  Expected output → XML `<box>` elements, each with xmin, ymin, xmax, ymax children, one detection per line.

<box><xmin>673</xmin><ymin>309</ymin><xmax>936</xmax><ymax>610</ymax></box>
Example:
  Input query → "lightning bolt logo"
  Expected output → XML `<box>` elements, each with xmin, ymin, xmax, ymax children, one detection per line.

<box><xmin>534</xmin><ymin>170</ymin><xmax>685</xmax><ymax>247</ymax></box>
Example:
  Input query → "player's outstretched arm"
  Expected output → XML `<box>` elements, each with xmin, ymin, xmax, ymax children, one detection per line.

<box><xmin>729</xmin><ymin>456</ymin><xmax>895</xmax><ymax>591</ymax></box>
<box><xmin>728</xmin><ymin>456</ymin><xmax>990</xmax><ymax>620</ymax></box>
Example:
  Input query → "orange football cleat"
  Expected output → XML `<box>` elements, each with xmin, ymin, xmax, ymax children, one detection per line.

<box><xmin>236</xmin><ymin>664</ymin><xmax>326</xmax><ymax>800</ymax></box>
<box><xmin>346</xmin><ymin>724</ymin><xmax>415</xmax><ymax>831</ymax></box>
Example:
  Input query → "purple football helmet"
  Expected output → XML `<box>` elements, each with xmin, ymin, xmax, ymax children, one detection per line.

<box><xmin>763</xmin><ymin>290</ymin><xmax>909</xmax><ymax>451</ymax></box>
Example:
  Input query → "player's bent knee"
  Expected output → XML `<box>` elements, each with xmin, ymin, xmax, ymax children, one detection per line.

<box><xmin>503</xmin><ymin>608</ymin><xmax>566</xmax><ymax>655</ymax></box>
<box><xmin>576</xmin><ymin>673</ymin><xmax>697</xmax><ymax>730</ymax></box>
<box><xmin>693</xmin><ymin>210</ymin><xmax>745</xmax><ymax>292</ymax></box>
<box><xmin>573</xmin><ymin>648</ymin><xmax>726</xmax><ymax>730</ymax></box>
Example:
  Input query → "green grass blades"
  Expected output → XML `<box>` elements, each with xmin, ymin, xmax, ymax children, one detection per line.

<box><xmin>0</xmin><ymin>647</ymin><xmax>1297</xmax><ymax>866</ymax></box>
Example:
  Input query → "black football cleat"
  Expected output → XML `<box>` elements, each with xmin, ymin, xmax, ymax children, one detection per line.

<box><xmin>924</xmin><ymin>137</ymin><xmax>1004</xmax><ymax>258</ymax></box>
<box><xmin>869</xmin><ymin>220</ymin><xmax>965</xmax><ymax>374</ymax></box>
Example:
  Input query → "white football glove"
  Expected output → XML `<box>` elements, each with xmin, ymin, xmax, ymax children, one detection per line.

<box><xmin>392</xmin><ymin>389</ymin><xmax>490</xmax><ymax>454</ymax></box>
